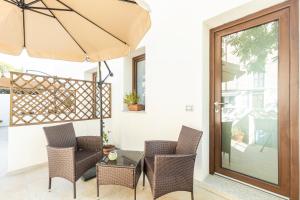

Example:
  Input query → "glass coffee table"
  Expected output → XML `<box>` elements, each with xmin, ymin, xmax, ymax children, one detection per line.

<box><xmin>96</xmin><ymin>150</ymin><xmax>144</xmax><ymax>200</ymax></box>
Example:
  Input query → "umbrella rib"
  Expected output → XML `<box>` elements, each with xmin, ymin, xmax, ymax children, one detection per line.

<box><xmin>26</xmin><ymin>0</ymin><xmax>41</xmax><ymax>6</ymax></box>
<box><xmin>28</xmin><ymin>6</ymin><xmax>72</xmax><ymax>11</ymax></box>
<box><xmin>22</xmin><ymin>0</ymin><xmax>26</xmax><ymax>47</ymax></box>
<box><xmin>119</xmin><ymin>0</ymin><xmax>137</xmax><ymax>4</ymax></box>
<box><xmin>56</xmin><ymin>0</ymin><xmax>128</xmax><ymax>46</ymax></box>
<box><xmin>40</xmin><ymin>0</ymin><xmax>87</xmax><ymax>55</ymax></box>
<box><xmin>27</xmin><ymin>8</ymin><xmax>55</xmax><ymax>18</ymax></box>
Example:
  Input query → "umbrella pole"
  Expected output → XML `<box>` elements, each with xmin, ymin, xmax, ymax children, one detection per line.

<box><xmin>82</xmin><ymin>61</ymin><xmax>113</xmax><ymax>181</ymax></box>
<box><xmin>98</xmin><ymin>61</ymin><xmax>104</xmax><ymax>140</ymax></box>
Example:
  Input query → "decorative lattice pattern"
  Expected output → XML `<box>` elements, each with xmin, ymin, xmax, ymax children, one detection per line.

<box><xmin>10</xmin><ymin>72</ymin><xmax>111</xmax><ymax>126</ymax></box>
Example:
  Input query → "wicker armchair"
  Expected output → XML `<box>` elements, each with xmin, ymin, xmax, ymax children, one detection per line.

<box><xmin>43</xmin><ymin>123</ymin><xmax>102</xmax><ymax>199</ymax></box>
<box><xmin>143</xmin><ymin>126</ymin><xmax>203</xmax><ymax>200</ymax></box>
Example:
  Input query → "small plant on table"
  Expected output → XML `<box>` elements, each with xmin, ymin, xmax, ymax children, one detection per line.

<box><xmin>102</xmin><ymin>131</ymin><xmax>115</xmax><ymax>156</ymax></box>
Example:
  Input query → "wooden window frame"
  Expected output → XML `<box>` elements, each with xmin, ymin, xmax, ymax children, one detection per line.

<box><xmin>132</xmin><ymin>54</ymin><xmax>145</xmax><ymax>94</ymax></box>
<box><xmin>209</xmin><ymin>1</ymin><xmax>299</xmax><ymax>199</ymax></box>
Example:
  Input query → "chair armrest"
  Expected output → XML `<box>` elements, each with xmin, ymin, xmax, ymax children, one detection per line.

<box><xmin>145</xmin><ymin>140</ymin><xmax>177</xmax><ymax>157</ymax></box>
<box><xmin>154</xmin><ymin>154</ymin><xmax>196</xmax><ymax>177</ymax></box>
<box><xmin>46</xmin><ymin>146</ymin><xmax>75</xmax><ymax>182</ymax></box>
<box><xmin>76</xmin><ymin>136</ymin><xmax>102</xmax><ymax>152</ymax></box>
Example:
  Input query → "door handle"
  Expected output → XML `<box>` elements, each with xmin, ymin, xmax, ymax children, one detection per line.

<box><xmin>214</xmin><ymin>102</ymin><xmax>228</xmax><ymax>106</ymax></box>
<box><xmin>214</xmin><ymin>102</ymin><xmax>228</xmax><ymax>113</ymax></box>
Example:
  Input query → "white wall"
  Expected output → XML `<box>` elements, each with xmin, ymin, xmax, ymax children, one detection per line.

<box><xmin>0</xmin><ymin>94</ymin><xmax>10</xmax><ymax>127</ymax></box>
<box><xmin>2</xmin><ymin>53</ymin><xmax>113</xmax><ymax>172</ymax></box>
<box><xmin>7</xmin><ymin>119</ymin><xmax>103</xmax><ymax>172</ymax></box>
<box><xmin>5</xmin><ymin>57</ymin><xmax>117</xmax><ymax>173</ymax></box>
<box><xmin>0</xmin><ymin>51</ymin><xmax>97</xmax><ymax>79</ymax></box>
<box><xmin>4</xmin><ymin>0</ymin><xmax>292</xmax><ymax>178</ymax></box>
<box><xmin>105</xmin><ymin>0</ymin><xmax>289</xmax><ymax>182</ymax></box>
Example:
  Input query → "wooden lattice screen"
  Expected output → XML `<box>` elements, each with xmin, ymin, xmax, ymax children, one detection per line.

<box><xmin>10</xmin><ymin>72</ymin><xmax>111</xmax><ymax>126</ymax></box>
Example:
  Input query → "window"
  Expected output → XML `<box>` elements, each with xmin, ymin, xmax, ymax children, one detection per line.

<box><xmin>253</xmin><ymin>72</ymin><xmax>265</xmax><ymax>88</ymax></box>
<box><xmin>252</xmin><ymin>93</ymin><xmax>264</xmax><ymax>108</ymax></box>
<box><xmin>132</xmin><ymin>54</ymin><xmax>145</xmax><ymax>105</ymax></box>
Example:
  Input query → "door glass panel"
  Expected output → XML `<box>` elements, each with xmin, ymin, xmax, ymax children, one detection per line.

<box><xmin>221</xmin><ymin>21</ymin><xmax>279</xmax><ymax>184</ymax></box>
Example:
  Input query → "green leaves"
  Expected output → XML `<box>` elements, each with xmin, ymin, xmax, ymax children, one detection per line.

<box><xmin>224</xmin><ymin>21</ymin><xmax>278</xmax><ymax>73</ymax></box>
<box><xmin>103</xmin><ymin>130</ymin><xmax>110</xmax><ymax>145</ymax></box>
<box><xmin>123</xmin><ymin>92</ymin><xmax>140</xmax><ymax>105</ymax></box>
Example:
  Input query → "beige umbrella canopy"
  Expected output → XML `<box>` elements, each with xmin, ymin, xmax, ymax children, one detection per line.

<box><xmin>0</xmin><ymin>0</ymin><xmax>151</xmax><ymax>62</ymax></box>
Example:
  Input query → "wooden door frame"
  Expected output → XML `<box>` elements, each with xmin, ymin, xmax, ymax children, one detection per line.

<box><xmin>209</xmin><ymin>0</ymin><xmax>299</xmax><ymax>199</ymax></box>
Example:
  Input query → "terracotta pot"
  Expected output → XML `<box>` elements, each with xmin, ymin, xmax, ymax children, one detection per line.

<box><xmin>233</xmin><ymin>133</ymin><xmax>244</xmax><ymax>143</ymax></box>
<box><xmin>103</xmin><ymin>145</ymin><xmax>115</xmax><ymax>156</ymax></box>
<box><xmin>128</xmin><ymin>104</ymin><xmax>145</xmax><ymax>111</ymax></box>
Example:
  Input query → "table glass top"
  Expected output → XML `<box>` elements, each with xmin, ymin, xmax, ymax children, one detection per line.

<box><xmin>98</xmin><ymin>150</ymin><xmax>144</xmax><ymax>168</ymax></box>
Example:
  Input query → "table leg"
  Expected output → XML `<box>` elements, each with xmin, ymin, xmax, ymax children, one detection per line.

<box><xmin>96</xmin><ymin>166</ymin><xmax>99</xmax><ymax>199</ymax></box>
<box><xmin>133</xmin><ymin>168</ymin><xmax>136</xmax><ymax>200</ymax></box>
<box><xmin>97</xmin><ymin>184</ymin><xmax>99</xmax><ymax>199</ymax></box>
<box><xmin>134</xmin><ymin>187</ymin><xmax>136</xmax><ymax>200</ymax></box>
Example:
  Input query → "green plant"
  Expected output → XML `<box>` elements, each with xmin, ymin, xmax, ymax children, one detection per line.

<box><xmin>103</xmin><ymin>130</ymin><xmax>111</xmax><ymax>145</ymax></box>
<box><xmin>123</xmin><ymin>92</ymin><xmax>140</xmax><ymax>105</ymax></box>
<box><xmin>224</xmin><ymin>21</ymin><xmax>278</xmax><ymax>73</ymax></box>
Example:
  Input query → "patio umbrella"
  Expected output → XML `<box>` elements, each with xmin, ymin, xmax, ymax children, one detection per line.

<box><xmin>0</xmin><ymin>0</ymin><xmax>151</xmax><ymax>128</ymax></box>
<box><xmin>0</xmin><ymin>0</ymin><xmax>151</xmax><ymax>62</ymax></box>
<box><xmin>0</xmin><ymin>0</ymin><xmax>151</xmax><ymax>180</ymax></box>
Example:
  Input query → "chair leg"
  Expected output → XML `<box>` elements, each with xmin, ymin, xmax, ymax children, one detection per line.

<box><xmin>191</xmin><ymin>191</ymin><xmax>194</xmax><ymax>200</ymax></box>
<box><xmin>73</xmin><ymin>182</ymin><xmax>76</xmax><ymax>199</ymax></box>
<box><xmin>48</xmin><ymin>177</ymin><xmax>51</xmax><ymax>191</ymax></box>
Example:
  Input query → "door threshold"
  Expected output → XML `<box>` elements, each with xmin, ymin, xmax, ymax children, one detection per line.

<box><xmin>202</xmin><ymin>174</ymin><xmax>288</xmax><ymax>200</ymax></box>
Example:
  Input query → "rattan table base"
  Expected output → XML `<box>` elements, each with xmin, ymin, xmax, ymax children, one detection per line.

<box><xmin>96</xmin><ymin>150</ymin><xmax>143</xmax><ymax>200</ymax></box>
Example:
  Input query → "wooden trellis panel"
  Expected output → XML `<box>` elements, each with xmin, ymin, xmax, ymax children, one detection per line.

<box><xmin>10</xmin><ymin>72</ymin><xmax>111</xmax><ymax>126</ymax></box>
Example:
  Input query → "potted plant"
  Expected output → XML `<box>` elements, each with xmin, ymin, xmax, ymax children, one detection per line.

<box><xmin>102</xmin><ymin>131</ymin><xmax>115</xmax><ymax>156</ymax></box>
<box><xmin>232</xmin><ymin>128</ymin><xmax>245</xmax><ymax>143</ymax></box>
<box><xmin>124</xmin><ymin>92</ymin><xmax>145</xmax><ymax>111</ymax></box>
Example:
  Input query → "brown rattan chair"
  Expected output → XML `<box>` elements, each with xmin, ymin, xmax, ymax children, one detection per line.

<box><xmin>43</xmin><ymin>123</ymin><xmax>102</xmax><ymax>199</ymax></box>
<box><xmin>143</xmin><ymin>125</ymin><xmax>203</xmax><ymax>200</ymax></box>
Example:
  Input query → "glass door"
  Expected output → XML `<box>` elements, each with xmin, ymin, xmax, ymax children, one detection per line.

<box><xmin>220</xmin><ymin>20</ymin><xmax>279</xmax><ymax>184</ymax></box>
<box><xmin>212</xmin><ymin>8</ymin><xmax>291</xmax><ymax>197</ymax></box>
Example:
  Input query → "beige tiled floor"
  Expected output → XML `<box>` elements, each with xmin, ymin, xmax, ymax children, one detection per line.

<box><xmin>0</xmin><ymin>167</ymin><xmax>224</xmax><ymax>200</ymax></box>
<box><xmin>0</xmin><ymin>166</ymin><xmax>228</xmax><ymax>200</ymax></box>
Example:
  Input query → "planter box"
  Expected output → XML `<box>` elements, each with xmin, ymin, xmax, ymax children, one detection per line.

<box><xmin>128</xmin><ymin>104</ymin><xmax>145</xmax><ymax>111</ymax></box>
